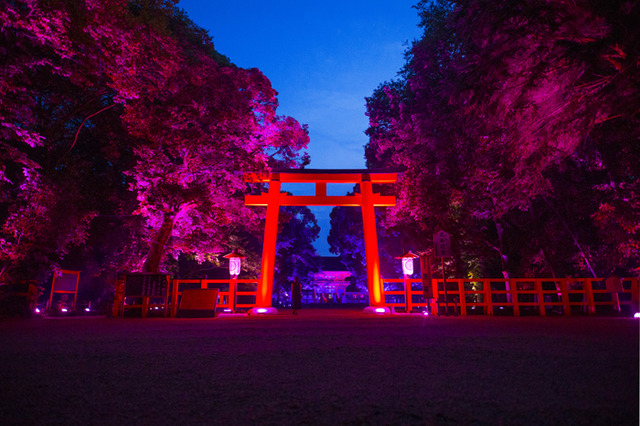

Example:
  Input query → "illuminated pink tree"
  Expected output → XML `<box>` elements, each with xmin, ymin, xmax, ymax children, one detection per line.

<box><xmin>0</xmin><ymin>1</ymin><xmax>309</xmax><ymax>282</ymax></box>
<box><xmin>365</xmin><ymin>0</ymin><xmax>640</xmax><ymax>277</ymax></box>
<box><xmin>124</xmin><ymin>55</ymin><xmax>309</xmax><ymax>272</ymax></box>
<box><xmin>1</xmin><ymin>0</ymin><xmax>177</xmax><ymax>281</ymax></box>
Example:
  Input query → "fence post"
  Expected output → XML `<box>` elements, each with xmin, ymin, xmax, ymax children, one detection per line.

<box><xmin>511</xmin><ymin>281</ymin><xmax>520</xmax><ymax>316</ymax></box>
<box><xmin>458</xmin><ymin>279</ymin><xmax>466</xmax><ymax>316</ymax></box>
<box><xmin>430</xmin><ymin>279</ymin><xmax>438</xmax><ymax>315</ymax></box>
<box><xmin>403</xmin><ymin>276</ymin><xmax>412</xmax><ymax>313</ymax></box>
<box><xmin>631</xmin><ymin>278</ymin><xmax>639</xmax><ymax>312</ymax></box>
<box><xmin>559</xmin><ymin>280</ymin><xmax>571</xmax><ymax>316</ymax></box>
<box><xmin>171</xmin><ymin>279</ymin><xmax>179</xmax><ymax>317</ymax></box>
<box><xmin>484</xmin><ymin>279</ymin><xmax>493</xmax><ymax>315</ymax></box>
<box><xmin>141</xmin><ymin>296</ymin><xmax>149</xmax><ymax>318</ymax></box>
<box><xmin>585</xmin><ymin>279</ymin><xmax>596</xmax><ymax>315</ymax></box>
<box><xmin>535</xmin><ymin>279</ymin><xmax>546</xmax><ymax>316</ymax></box>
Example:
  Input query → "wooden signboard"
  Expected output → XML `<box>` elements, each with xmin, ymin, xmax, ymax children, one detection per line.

<box><xmin>48</xmin><ymin>270</ymin><xmax>80</xmax><ymax>310</ymax></box>
<box><xmin>52</xmin><ymin>272</ymin><xmax>80</xmax><ymax>292</ymax></box>
<box><xmin>177</xmin><ymin>289</ymin><xmax>219</xmax><ymax>318</ymax></box>
<box><xmin>434</xmin><ymin>230</ymin><xmax>452</xmax><ymax>258</ymax></box>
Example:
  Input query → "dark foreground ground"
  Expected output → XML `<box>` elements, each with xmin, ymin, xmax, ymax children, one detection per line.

<box><xmin>1</xmin><ymin>309</ymin><xmax>638</xmax><ymax>426</ymax></box>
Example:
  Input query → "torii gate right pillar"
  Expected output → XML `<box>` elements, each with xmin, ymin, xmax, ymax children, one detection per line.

<box><xmin>361</xmin><ymin>176</ymin><xmax>384</xmax><ymax>306</ymax></box>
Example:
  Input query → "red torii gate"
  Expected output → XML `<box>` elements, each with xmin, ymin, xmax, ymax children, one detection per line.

<box><xmin>245</xmin><ymin>169</ymin><xmax>398</xmax><ymax>311</ymax></box>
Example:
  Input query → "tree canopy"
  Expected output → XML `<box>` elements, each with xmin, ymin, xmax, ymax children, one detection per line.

<box><xmin>1</xmin><ymin>0</ymin><xmax>310</xmax><ymax>285</ymax></box>
<box><xmin>363</xmin><ymin>0</ymin><xmax>639</xmax><ymax>278</ymax></box>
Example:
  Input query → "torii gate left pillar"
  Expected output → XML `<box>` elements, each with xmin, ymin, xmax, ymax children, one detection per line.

<box><xmin>244</xmin><ymin>169</ymin><xmax>398</xmax><ymax>313</ymax></box>
<box><xmin>257</xmin><ymin>178</ymin><xmax>281</xmax><ymax>308</ymax></box>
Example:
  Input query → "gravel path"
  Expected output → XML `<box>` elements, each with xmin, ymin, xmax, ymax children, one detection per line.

<box><xmin>1</xmin><ymin>310</ymin><xmax>638</xmax><ymax>425</ymax></box>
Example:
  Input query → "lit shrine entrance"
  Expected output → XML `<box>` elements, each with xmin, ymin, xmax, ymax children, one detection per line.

<box><xmin>245</xmin><ymin>169</ymin><xmax>398</xmax><ymax>313</ymax></box>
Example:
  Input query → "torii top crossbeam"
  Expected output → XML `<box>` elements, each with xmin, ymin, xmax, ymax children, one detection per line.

<box><xmin>244</xmin><ymin>169</ymin><xmax>399</xmax><ymax>310</ymax></box>
<box><xmin>245</xmin><ymin>169</ymin><xmax>398</xmax><ymax>207</ymax></box>
<box><xmin>244</xmin><ymin>168</ymin><xmax>399</xmax><ymax>183</ymax></box>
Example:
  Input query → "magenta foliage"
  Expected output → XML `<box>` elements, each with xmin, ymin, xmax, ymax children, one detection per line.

<box><xmin>364</xmin><ymin>0</ymin><xmax>640</xmax><ymax>277</ymax></box>
<box><xmin>0</xmin><ymin>0</ymin><xmax>310</xmax><ymax>283</ymax></box>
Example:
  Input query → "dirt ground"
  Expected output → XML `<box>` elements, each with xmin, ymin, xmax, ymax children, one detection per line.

<box><xmin>1</xmin><ymin>309</ymin><xmax>638</xmax><ymax>425</ymax></box>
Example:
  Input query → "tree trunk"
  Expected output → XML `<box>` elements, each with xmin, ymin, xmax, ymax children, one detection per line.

<box><xmin>543</xmin><ymin>197</ymin><xmax>598</xmax><ymax>278</ymax></box>
<box><xmin>142</xmin><ymin>213</ymin><xmax>175</xmax><ymax>273</ymax></box>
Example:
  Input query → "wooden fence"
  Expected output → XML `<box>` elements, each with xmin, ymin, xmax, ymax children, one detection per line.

<box><xmin>169</xmin><ymin>279</ymin><xmax>258</xmax><ymax>317</ymax></box>
<box><xmin>382</xmin><ymin>277</ymin><xmax>640</xmax><ymax>316</ymax></box>
<box><xmin>119</xmin><ymin>277</ymin><xmax>639</xmax><ymax>317</ymax></box>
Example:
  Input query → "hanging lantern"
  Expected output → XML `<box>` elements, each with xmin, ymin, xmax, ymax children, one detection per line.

<box><xmin>396</xmin><ymin>251</ymin><xmax>419</xmax><ymax>276</ymax></box>
<box><xmin>223</xmin><ymin>251</ymin><xmax>245</xmax><ymax>277</ymax></box>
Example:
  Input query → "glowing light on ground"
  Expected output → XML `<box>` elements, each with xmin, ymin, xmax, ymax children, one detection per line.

<box><xmin>634</xmin><ymin>312</ymin><xmax>640</xmax><ymax>319</ymax></box>
<box><xmin>363</xmin><ymin>306</ymin><xmax>391</xmax><ymax>315</ymax></box>
<box><xmin>248</xmin><ymin>307</ymin><xmax>278</xmax><ymax>315</ymax></box>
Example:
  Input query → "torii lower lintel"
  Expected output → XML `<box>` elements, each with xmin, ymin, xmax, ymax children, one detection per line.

<box><xmin>245</xmin><ymin>169</ymin><xmax>398</xmax><ymax>310</ymax></box>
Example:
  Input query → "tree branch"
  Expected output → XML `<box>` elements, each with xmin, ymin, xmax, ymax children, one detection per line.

<box><xmin>60</xmin><ymin>103</ymin><xmax>116</xmax><ymax>160</ymax></box>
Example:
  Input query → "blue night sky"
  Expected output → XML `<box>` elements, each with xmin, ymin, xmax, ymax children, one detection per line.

<box><xmin>177</xmin><ymin>0</ymin><xmax>423</xmax><ymax>254</ymax></box>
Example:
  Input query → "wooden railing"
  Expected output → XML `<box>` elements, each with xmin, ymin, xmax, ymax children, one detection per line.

<box><xmin>169</xmin><ymin>279</ymin><xmax>258</xmax><ymax>317</ymax></box>
<box><xmin>121</xmin><ymin>276</ymin><xmax>639</xmax><ymax>317</ymax></box>
<box><xmin>382</xmin><ymin>277</ymin><xmax>640</xmax><ymax>316</ymax></box>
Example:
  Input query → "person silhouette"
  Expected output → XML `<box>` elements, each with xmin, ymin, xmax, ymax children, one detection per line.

<box><xmin>291</xmin><ymin>277</ymin><xmax>302</xmax><ymax>315</ymax></box>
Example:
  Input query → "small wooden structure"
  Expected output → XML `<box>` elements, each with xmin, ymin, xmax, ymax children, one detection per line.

<box><xmin>48</xmin><ymin>270</ymin><xmax>80</xmax><ymax>311</ymax></box>
<box><xmin>118</xmin><ymin>273</ymin><xmax>170</xmax><ymax>317</ymax></box>
<box><xmin>0</xmin><ymin>280</ymin><xmax>39</xmax><ymax>317</ymax></box>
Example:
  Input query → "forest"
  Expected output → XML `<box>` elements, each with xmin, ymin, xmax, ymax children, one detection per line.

<box><xmin>1</xmin><ymin>0</ymin><xmax>639</xmax><ymax>306</ymax></box>
<box><xmin>332</xmin><ymin>0</ymin><xmax>639</xmax><ymax>284</ymax></box>
<box><xmin>0</xmin><ymin>0</ymin><xmax>314</xmax><ymax>303</ymax></box>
